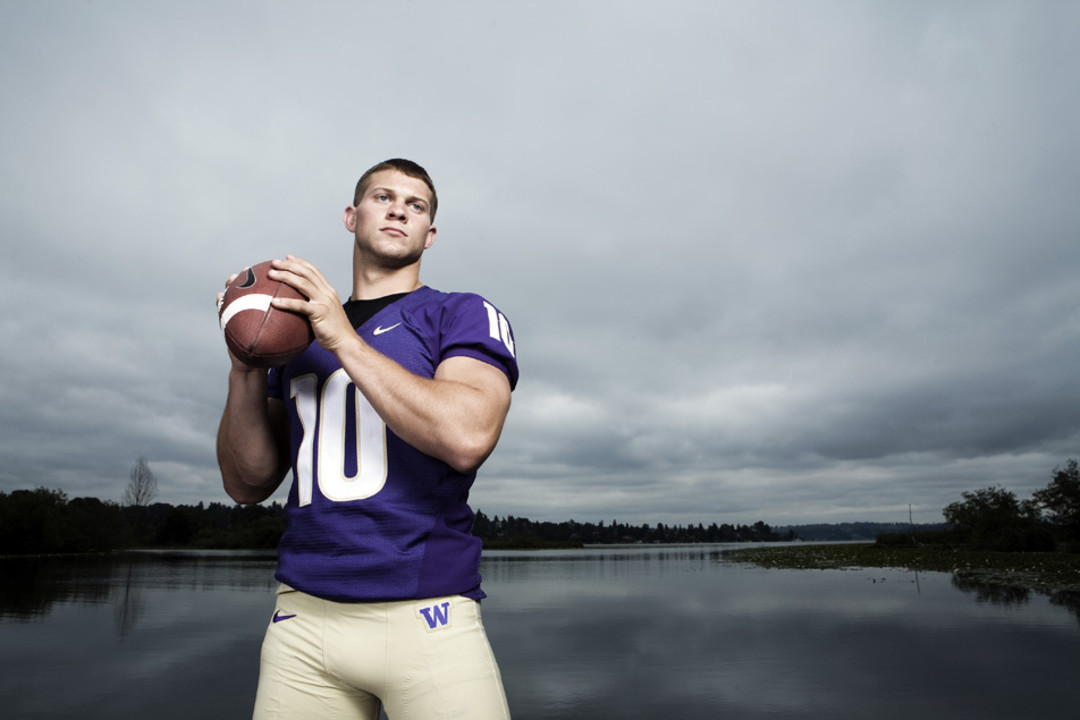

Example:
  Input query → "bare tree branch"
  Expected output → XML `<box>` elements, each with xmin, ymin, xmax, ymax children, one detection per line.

<box><xmin>123</xmin><ymin>456</ymin><xmax>158</xmax><ymax>507</ymax></box>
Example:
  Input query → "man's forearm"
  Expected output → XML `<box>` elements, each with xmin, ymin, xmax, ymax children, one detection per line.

<box><xmin>217</xmin><ymin>367</ymin><xmax>289</xmax><ymax>503</ymax></box>
<box><xmin>334</xmin><ymin>337</ymin><xmax>511</xmax><ymax>473</ymax></box>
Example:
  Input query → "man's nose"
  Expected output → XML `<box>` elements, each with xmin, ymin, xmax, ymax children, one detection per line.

<box><xmin>387</xmin><ymin>201</ymin><xmax>407</xmax><ymax>220</ymax></box>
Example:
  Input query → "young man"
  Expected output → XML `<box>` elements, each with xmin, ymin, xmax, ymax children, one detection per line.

<box><xmin>217</xmin><ymin>159</ymin><xmax>518</xmax><ymax>719</ymax></box>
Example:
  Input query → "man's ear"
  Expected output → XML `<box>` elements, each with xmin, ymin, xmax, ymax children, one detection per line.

<box><xmin>424</xmin><ymin>225</ymin><xmax>437</xmax><ymax>249</ymax></box>
<box><xmin>343</xmin><ymin>205</ymin><xmax>358</xmax><ymax>232</ymax></box>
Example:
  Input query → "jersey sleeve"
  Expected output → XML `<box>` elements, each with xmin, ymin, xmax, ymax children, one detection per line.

<box><xmin>438</xmin><ymin>293</ymin><xmax>519</xmax><ymax>391</ymax></box>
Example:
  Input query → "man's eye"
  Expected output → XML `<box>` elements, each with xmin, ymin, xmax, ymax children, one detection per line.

<box><xmin>410</xmin><ymin>202</ymin><xmax>425</xmax><ymax>212</ymax></box>
<box><xmin>375</xmin><ymin>193</ymin><xmax>389</xmax><ymax>202</ymax></box>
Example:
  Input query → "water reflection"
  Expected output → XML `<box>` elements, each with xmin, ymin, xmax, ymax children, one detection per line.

<box><xmin>951</xmin><ymin>574</ymin><xmax>1080</xmax><ymax>626</ymax></box>
<box><xmin>2</xmin><ymin>547</ymin><xmax>1079</xmax><ymax>720</ymax></box>
<box><xmin>480</xmin><ymin>547</ymin><xmax>1080</xmax><ymax>720</ymax></box>
<box><xmin>1049</xmin><ymin>590</ymin><xmax>1080</xmax><ymax>627</ymax></box>
<box><xmin>0</xmin><ymin>551</ymin><xmax>278</xmax><ymax>633</ymax></box>
<box><xmin>0</xmin><ymin>552</ymin><xmax>276</xmax><ymax>720</ymax></box>
<box><xmin>114</xmin><ymin>561</ymin><xmax>143</xmax><ymax>636</ymax></box>
<box><xmin>952</xmin><ymin>575</ymin><xmax>1033</xmax><ymax>606</ymax></box>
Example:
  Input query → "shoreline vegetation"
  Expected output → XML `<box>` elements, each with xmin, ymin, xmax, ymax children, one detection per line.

<box><xmin>4</xmin><ymin>457</ymin><xmax>1078</xmax><ymax>593</ymax></box>
<box><xmin>722</xmin><ymin>542</ymin><xmax>1080</xmax><ymax>592</ymax></box>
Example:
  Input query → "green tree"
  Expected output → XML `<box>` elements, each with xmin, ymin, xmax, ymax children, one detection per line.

<box><xmin>1033</xmin><ymin>459</ymin><xmax>1080</xmax><ymax>540</ymax></box>
<box><xmin>0</xmin><ymin>488</ymin><xmax>70</xmax><ymax>554</ymax></box>
<box><xmin>154</xmin><ymin>506</ymin><xmax>196</xmax><ymax>546</ymax></box>
<box><xmin>67</xmin><ymin>497</ymin><xmax>129</xmax><ymax>551</ymax></box>
<box><xmin>943</xmin><ymin>485</ymin><xmax>1051</xmax><ymax>551</ymax></box>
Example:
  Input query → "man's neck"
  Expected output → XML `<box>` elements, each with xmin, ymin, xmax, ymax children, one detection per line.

<box><xmin>352</xmin><ymin>254</ymin><xmax>423</xmax><ymax>300</ymax></box>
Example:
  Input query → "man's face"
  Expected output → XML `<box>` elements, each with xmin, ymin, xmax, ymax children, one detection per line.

<box><xmin>345</xmin><ymin>169</ymin><xmax>436</xmax><ymax>266</ymax></box>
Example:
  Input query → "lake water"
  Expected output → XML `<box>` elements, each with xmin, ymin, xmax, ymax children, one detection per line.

<box><xmin>1</xmin><ymin>545</ymin><xmax>1078</xmax><ymax>719</ymax></box>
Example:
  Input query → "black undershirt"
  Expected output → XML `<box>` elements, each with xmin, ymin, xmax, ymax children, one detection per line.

<box><xmin>343</xmin><ymin>292</ymin><xmax>410</xmax><ymax>329</ymax></box>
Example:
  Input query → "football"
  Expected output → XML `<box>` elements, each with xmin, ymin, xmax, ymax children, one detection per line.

<box><xmin>218</xmin><ymin>260</ymin><xmax>314</xmax><ymax>367</ymax></box>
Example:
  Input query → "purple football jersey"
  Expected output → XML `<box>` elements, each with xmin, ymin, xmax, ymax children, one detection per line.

<box><xmin>267</xmin><ymin>287</ymin><xmax>518</xmax><ymax>602</ymax></box>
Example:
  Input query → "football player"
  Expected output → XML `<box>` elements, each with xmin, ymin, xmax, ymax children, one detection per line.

<box><xmin>217</xmin><ymin>159</ymin><xmax>518</xmax><ymax>719</ymax></box>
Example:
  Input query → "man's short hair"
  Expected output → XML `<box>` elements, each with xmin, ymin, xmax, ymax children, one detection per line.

<box><xmin>353</xmin><ymin>159</ymin><xmax>438</xmax><ymax>221</ymax></box>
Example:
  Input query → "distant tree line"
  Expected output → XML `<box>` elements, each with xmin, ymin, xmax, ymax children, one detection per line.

<box><xmin>776</xmin><ymin>522</ymin><xmax>946</xmax><ymax>542</ymax></box>
<box><xmin>471</xmin><ymin>512</ymin><xmax>792</xmax><ymax>548</ymax></box>
<box><xmin>3</xmin><ymin>457</ymin><xmax>1076</xmax><ymax>556</ymax></box>
<box><xmin>0</xmin><ymin>488</ymin><xmax>793</xmax><ymax>555</ymax></box>
<box><xmin>0</xmin><ymin>488</ymin><xmax>286</xmax><ymax>555</ymax></box>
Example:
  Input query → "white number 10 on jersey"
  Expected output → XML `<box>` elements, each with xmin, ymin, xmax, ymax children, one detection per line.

<box><xmin>290</xmin><ymin>370</ymin><xmax>387</xmax><ymax>506</ymax></box>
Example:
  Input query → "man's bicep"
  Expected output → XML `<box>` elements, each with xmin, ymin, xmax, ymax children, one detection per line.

<box><xmin>435</xmin><ymin>356</ymin><xmax>512</xmax><ymax>414</ymax></box>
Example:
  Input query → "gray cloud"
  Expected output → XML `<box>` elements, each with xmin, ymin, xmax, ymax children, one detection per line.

<box><xmin>2</xmin><ymin>1</ymin><xmax>1078</xmax><ymax>526</ymax></box>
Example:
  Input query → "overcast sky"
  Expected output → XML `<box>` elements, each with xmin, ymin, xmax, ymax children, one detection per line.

<box><xmin>2</xmin><ymin>1</ymin><xmax>1078</xmax><ymax>527</ymax></box>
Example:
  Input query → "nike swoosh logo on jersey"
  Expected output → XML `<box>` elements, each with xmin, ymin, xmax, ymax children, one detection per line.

<box><xmin>373</xmin><ymin>323</ymin><xmax>401</xmax><ymax>335</ymax></box>
<box><xmin>272</xmin><ymin>610</ymin><xmax>297</xmax><ymax>623</ymax></box>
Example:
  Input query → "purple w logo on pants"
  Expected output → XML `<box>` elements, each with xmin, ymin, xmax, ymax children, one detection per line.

<box><xmin>418</xmin><ymin>601</ymin><xmax>451</xmax><ymax>629</ymax></box>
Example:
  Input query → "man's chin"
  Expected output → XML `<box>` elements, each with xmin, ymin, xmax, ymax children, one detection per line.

<box><xmin>356</xmin><ymin>242</ymin><xmax>424</xmax><ymax>269</ymax></box>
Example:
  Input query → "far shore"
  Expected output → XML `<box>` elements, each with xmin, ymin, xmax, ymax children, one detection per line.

<box><xmin>722</xmin><ymin>542</ymin><xmax>1080</xmax><ymax>592</ymax></box>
